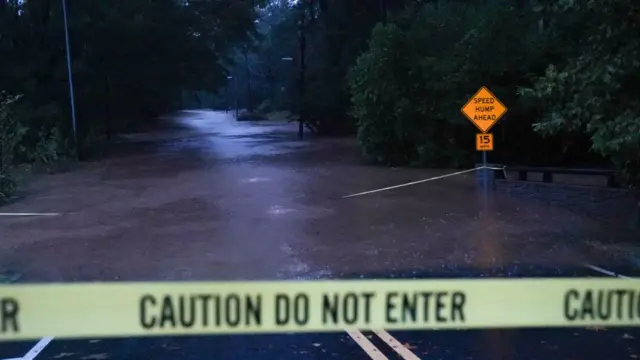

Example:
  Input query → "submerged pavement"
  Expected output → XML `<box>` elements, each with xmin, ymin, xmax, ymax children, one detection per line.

<box><xmin>0</xmin><ymin>111</ymin><xmax>638</xmax><ymax>359</ymax></box>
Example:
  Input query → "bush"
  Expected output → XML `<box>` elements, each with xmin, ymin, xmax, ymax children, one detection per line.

<box><xmin>0</xmin><ymin>93</ymin><xmax>25</xmax><ymax>202</ymax></box>
<box><xmin>0</xmin><ymin>92</ymin><xmax>72</xmax><ymax>202</ymax></box>
<box><xmin>0</xmin><ymin>94</ymin><xmax>26</xmax><ymax>169</ymax></box>
<box><xmin>236</xmin><ymin>110</ymin><xmax>268</xmax><ymax>121</ymax></box>
<box><xmin>520</xmin><ymin>0</ymin><xmax>640</xmax><ymax>186</ymax></box>
<box><xmin>0</xmin><ymin>172</ymin><xmax>17</xmax><ymax>203</ymax></box>
<box><xmin>348</xmin><ymin>23</ymin><xmax>413</xmax><ymax>165</ymax></box>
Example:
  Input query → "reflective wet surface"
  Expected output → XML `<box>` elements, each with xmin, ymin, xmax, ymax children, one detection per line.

<box><xmin>0</xmin><ymin>111</ymin><xmax>638</xmax><ymax>359</ymax></box>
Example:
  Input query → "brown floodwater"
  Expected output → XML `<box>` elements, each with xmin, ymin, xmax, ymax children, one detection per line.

<box><xmin>0</xmin><ymin>110</ymin><xmax>632</xmax><ymax>282</ymax></box>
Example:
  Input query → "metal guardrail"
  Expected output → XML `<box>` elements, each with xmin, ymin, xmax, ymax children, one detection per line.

<box><xmin>496</xmin><ymin>166</ymin><xmax>619</xmax><ymax>188</ymax></box>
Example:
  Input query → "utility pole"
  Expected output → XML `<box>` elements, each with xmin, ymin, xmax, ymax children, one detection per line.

<box><xmin>234</xmin><ymin>76</ymin><xmax>239</xmax><ymax>118</ymax></box>
<box><xmin>379</xmin><ymin>0</ymin><xmax>387</xmax><ymax>24</ymax></box>
<box><xmin>227</xmin><ymin>76</ymin><xmax>238</xmax><ymax>118</ymax></box>
<box><xmin>61</xmin><ymin>0</ymin><xmax>78</xmax><ymax>159</ymax></box>
<box><xmin>281</xmin><ymin>57</ymin><xmax>294</xmax><ymax>121</ymax></box>
<box><xmin>297</xmin><ymin>6</ymin><xmax>306</xmax><ymax>140</ymax></box>
<box><xmin>243</xmin><ymin>48</ymin><xmax>252</xmax><ymax>112</ymax></box>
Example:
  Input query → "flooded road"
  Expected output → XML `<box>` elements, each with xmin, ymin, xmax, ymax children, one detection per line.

<box><xmin>0</xmin><ymin>110</ymin><xmax>638</xmax><ymax>359</ymax></box>
<box><xmin>0</xmin><ymin>110</ymin><xmax>620</xmax><ymax>281</ymax></box>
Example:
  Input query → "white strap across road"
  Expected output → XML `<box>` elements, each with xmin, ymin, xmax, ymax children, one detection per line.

<box><xmin>342</xmin><ymin>166</ymin><xmax>505</xmax><ymax>198</ymax></box>
<box><xmin>0</xmin><ymin>337</ymin><xmax>54</xmax><ymax>360</ymax></box>
<box><xmin>0</xmin><ymin>213</ymin><xmax>61</xmax><ymax>217</ymax></box>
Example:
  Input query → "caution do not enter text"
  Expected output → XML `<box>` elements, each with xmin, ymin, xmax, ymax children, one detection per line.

<box><xmin>0</xmin><ymin>279</ymin><xmax>639</xmax><ymax>340</ymax></box>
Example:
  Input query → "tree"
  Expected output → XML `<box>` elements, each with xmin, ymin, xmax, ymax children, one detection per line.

<box><xmin>521</xmin><ymin>0</ymin><xmax>640</xmax><ymax>184</ymax></box>
<box><xmin>1</xmin><ymin>0</ymin><xmax>261</xmax><ymax>159</ymax></box>
<box><xmin>348</xmin><ymin>2</ymin><xmax>541</xmax><ymax>167</ymax></box>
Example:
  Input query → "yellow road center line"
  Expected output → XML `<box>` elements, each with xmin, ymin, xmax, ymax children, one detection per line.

<box><xmin>373</xmin><ymin>329</ymin><xmax>421</xmax><ymax>360</ymax></box>
<box><xmin>345</xmin><ymin>329</ymin><xmax>389</xmax><ymax>360</ymax></box>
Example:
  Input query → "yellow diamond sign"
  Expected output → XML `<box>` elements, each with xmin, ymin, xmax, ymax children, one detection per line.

<box><xmin>461</xmin><ymin>86</ymin><xmax>507</xmax><ymax>133</ymax></box>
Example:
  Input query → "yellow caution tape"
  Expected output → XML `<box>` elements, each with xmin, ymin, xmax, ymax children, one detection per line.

<box><xmin>0</xmin><ymin>278</ymin><xmax>639</xmax><ymax>340</ymax></box>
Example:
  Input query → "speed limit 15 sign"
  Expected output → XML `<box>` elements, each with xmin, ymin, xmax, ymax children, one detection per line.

<box><xmin>476</xmin><ymin>133</ymin><xmax>493</xmax><ymax>151</ymax></box>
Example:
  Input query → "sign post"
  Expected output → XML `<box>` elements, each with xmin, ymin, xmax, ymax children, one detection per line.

<box><xmin>461</xmin><ymin>86</ymin><xmax>507</xmax><ymax>189</ymax></box>
<box><xmin>461</xmin><ymin>87</ymin><xmax>507</xmax><ymax>217</ymax></box>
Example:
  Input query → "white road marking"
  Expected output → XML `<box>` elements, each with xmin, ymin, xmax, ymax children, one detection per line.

<box><xmin>0</xmin><ymin>213</ymin><xmax>61</xmax><ymax>217</ymax></box>
<box><xmin>267</xmin><ymin>205</ymin><xmax>295</xmax><ymax>215</ymax></box>
<box><xmin>584</xmin><ymin>264</ymin><xmax>634</xmax><ymax>279</ymax></box>
<box><xmin>345</xmin><ymin>329</ymin><xmax>389</xmax><ymax>360</ymax></box>
<box><xmin>342</xmin><ymin>166</ymin><xmax>504</xmax><ymax>198</ymax></box>
<box><xmin>241</xmin><ymin>177</ymin><xmax>271</xmax><ymax>183</ymax></box>
<box><xmin>35</xmin><ymin>195</ymin><xmax>71</xmax><ymax>200</ymax></box>
<box><xmin>23</xmin><ymin>337</ymin><xmax>54</xmax><ymax>360</ymax></box>
<box><xmin>1</xmin><ymin>337</ymin><xmax>56</xmax><ymax>360</ymax></box>
<box><xmin>373</xmin><ymin>329</ymin><xmax>421</xmax><ymax>360</ymax></box>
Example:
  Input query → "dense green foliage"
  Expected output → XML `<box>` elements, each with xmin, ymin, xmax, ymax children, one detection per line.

<box><xmin>0</xmin><ymin>94</ymin><xmax>22</xmax><ymax>201</ymax></box>
<box><xmin>349</xmin><ymin>2</ymin><xmax>551</xmax><ymax>167</ymax></box>
<box><xmin>345</xmin><ymin>0</ymin><xmax>638</xmax><ymax>183</ymax></box>
<box><xmin>230</xmin><ymin>0</ymin><xmax>637</xmax><ymax>184</ymax></box>
<box><xmin>349</xmin><ymin>4</ymin><xmax>482</xmax><ymax>167</ymax></box>
<box><xmin>522</xmin><ymin>0</ymin><xmax>640</xmax><ymax>183</ymax></box>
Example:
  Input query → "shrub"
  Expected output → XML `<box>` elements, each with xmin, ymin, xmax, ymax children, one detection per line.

<box><xmin>521</xmin><ymin>0</ymin><xmax>640</xmax><ymax>186</ymax></box>
<box><xmin>236</xmin><ymin>110</ymin><xmax>268</xmax><ymax>121</ymax></box>
<box><xmin>348</xmin><ymin>4</ymin><xmax>482</xmax><ymax>167</ymax></box>
<box><xmin>0</xmin><ymin>93</ymin><xmax>25</xmax><ymax>202</ymax></box>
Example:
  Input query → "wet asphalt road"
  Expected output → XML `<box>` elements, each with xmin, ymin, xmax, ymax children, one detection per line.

<box><xmin>3</xmin><ymin>324</ymin><xmax>639</xmax><ymax>360</ymax></box>
<box><xmin>1</xmin><ymin>111</ymin><xmax>639</xmax><ymax>359</ymax></box>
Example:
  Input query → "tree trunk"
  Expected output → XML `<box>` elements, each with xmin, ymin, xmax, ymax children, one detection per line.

<box><xmin>243</xmin><ymin>49</ymin><xmax>252</xmax><ymax>112</ymax></box>
<box><xmin>104</xmin><ymin>71</ymin><xmax>112</xmax><ymax>140</ymax></box>
<box><xmin>298</xmin><ymin>7</ymin><xmax>306</xmax><ymax>140</ymax></box>
<box><xmin>379</xmin><ymin>0</ymin><xmax>386</xmax><ymax>24</ymax></box>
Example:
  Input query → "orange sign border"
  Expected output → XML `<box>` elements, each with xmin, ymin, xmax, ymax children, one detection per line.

<box><xmin>461</xmin><ymin>86</ymin><xmax>508</xmax><ymax>134</ymax></box>
<box><xmin>476</xmin><ymin>133</ymin><xmax>493</xmax><ymax>151</ymax></box>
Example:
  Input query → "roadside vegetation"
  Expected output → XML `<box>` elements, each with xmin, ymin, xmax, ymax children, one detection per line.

<box><xmin>1</xmin><ymin>0</ymin><xmax>639</xmax><ymax>204</ymax></box>
<box><xmin>0</xmin><ymin>0</ymin><xmax>260</xmax><ymax>202</ymax></box>
<box><xmin>226</xmin><ymin>0</ymin><xmax>639</xmax><ymax>184</ymax></box>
